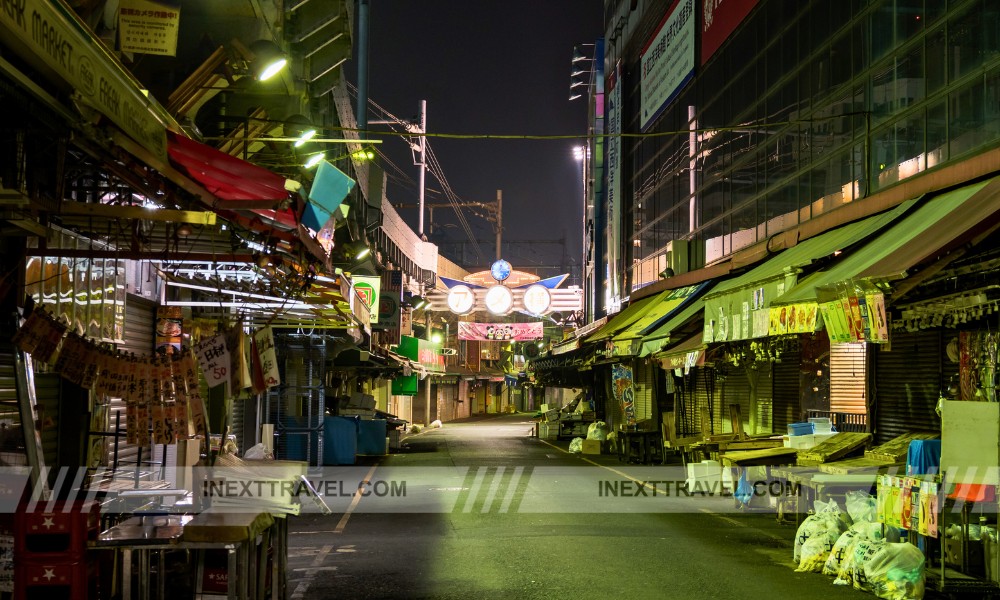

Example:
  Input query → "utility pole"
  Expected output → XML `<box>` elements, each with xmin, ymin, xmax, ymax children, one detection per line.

<box><xmin>495</xmin><ymin>189</ymin><xmax>502</xmax><ymax>261</ymax></box>
<box><xmin>417</xmin><ymin>100</ymin><xmax>427</xmax><ymax>240</ymax></box>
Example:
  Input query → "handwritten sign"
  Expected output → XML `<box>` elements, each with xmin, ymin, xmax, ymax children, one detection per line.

<box><xmin>194</xmin><ymin>333</ymin><xmax>229</xmax><ymax>387</ymax></box>
<box><xmin>253</xmin><ymin>327</ymin><xmax>280</xmax><ymax>389</ymax></box>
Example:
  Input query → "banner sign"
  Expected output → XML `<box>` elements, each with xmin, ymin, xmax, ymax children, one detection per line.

<box><xmin>612</xmin><ymin>364</ymin><xmax>636</xmax><ymax>428</ymax></box>
<box><xmin>194</xmin><ymin>333</ymin><xmax>229</xmax><ymax>387</ymax></box>
<box><xmin>701</xmin><ymin>0</ymin><xmax>759</xmax><ymax>65</ymax></box>
<box><xmin>767</xmin><ymin>303</ymin><xmax>818</xmax><ymax>336</ymax></box>
<box><xmin>817</xmin><ymin>286</ymin><xmax>889</xmax><ymax>344</ymax></box>
<box><xmin>640</xmin><ymin>0</ymin><xmax>695</xmax><ymax>131</ymax></box>
<box><xmin>457</xmin><ymin>322</ymin><xmax>543</xmax><ymax>341</ymax></box>
<box><xmin>0</xmin><ymin>0</ymin><xmax>168</xmax><ymax>159</ymax></box>
<box><xmin>375</xmin><ymin>270</ymin><xmax>402</xmax><ymax>334</ymax></box>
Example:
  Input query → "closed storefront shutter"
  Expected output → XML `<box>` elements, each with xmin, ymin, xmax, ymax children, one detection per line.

<box><xmin>718</xmin><ymin>367</ymin><xmax>751</xmax><ymax>435</ymax></box>
<box><xmin>772</xmin><ymin>346</ymin><xmax>801</xmax><ymax>433</ymax></box>
<box><xmin>872</xmin><ymin>331</ymin><xmax>944</xmax><ymax>445</ymax></box>
<box><xmin>633</xmin><ymin>361</ymin><xmax>655</xmax><ymax>424</ymax></box>
<box><xmin>602</xmin><ymin>369</ymin><xmax>623</xmax><ymax>431</ymax></box>
<box><xmin>831</xmin><ymin>343</ymin><xmax>867</xmax><ymax>414</ymax></box>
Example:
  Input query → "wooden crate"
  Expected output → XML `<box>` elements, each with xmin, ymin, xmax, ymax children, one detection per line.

<box><xmin>796</xmin><ymin>432</ymin><xmax>871</xmax><ymax>466</ymax></box>
<box><xmin>817</xmin><ymin>456</ymin><xmax>904</xmax><ymax>475</ymax></box>
<box><xmin>863</xmin><ymin>431</ymin><xmax>939</xmax><ymax>463</ymax></box>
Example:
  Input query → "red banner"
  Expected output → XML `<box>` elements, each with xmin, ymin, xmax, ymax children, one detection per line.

<box><xmin>457</xmin><ymin>322</ymin><xmax>543</xmax><ymax>341</ymax></box>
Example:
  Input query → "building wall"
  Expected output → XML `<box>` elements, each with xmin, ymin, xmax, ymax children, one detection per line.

<box><xmin>613</xmin><ymin>0</ymin><xmax>1000</xmax><ymax>292</ymax></box>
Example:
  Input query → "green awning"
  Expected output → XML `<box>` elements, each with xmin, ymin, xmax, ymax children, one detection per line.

<box><xmin>701</xmin><ymin>201</ymin><xmax>915</xmax><ymax>343</ymax></box>
<box><xmin>654</xmin><ymin>333</ymin><xmax>706</xmax><ymax>371</ymax></box>
<box><xmin>582</xmin><ymin>291</ymin><xmax>665</xmax><ymax>344</ymax></box>
<box><xmin>774</xmin><ymin>178</ymin><xmax>995</xmax><ymax>306</ymax></box>
<box><xmin>607</xmin><ymin>283</ymin><xmax>710</xmax><ymax>357</ymax></box>
<box><xmin>640</xmin><ymin>299</ymin><xmax>705</xmax><ymax>357</ymax></box>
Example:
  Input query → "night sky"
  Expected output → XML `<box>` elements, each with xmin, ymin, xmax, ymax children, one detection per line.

<box><xmin>351</xmin><ymin>1</ymin><xmax>605</xmax><ymax>281</ymax></box>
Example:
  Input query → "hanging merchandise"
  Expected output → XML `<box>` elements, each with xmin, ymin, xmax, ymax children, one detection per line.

<box><xmin>181</xmin><ymin>350</ymin><xmax>209</xmax><ymax>439</ymax></box>
<box><xmin>254</xmin><ymin>326</ymin><xmax>281</xmax><ymax>390</ymax></box>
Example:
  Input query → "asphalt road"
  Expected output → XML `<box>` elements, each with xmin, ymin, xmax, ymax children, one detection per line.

<box><xmin>284</xmin><ymin>414</ymin><xmax>900</xmax><ymax>599</ymax></box>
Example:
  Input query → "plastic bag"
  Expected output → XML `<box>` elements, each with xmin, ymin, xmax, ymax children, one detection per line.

<box><xmin>586</xmin><ymin>421</ymin><xmax>609</xmax><ymax>440</ymax></box>
<box><xmin>243</xmin><ymin>443</ymin><xmax>272</xmax><ymax>460</ymax></box>
<box><xmin>794</xmin><ymin>513</ymin><xmax>848</xmax><ymax>562</ymax></box>
<box><xmin>796</xmin><ymin>527</ymin><xmax>841</xmax><ymax>572</ymax></box>
<box><xmin>568</xmin><ymin>437</ymin><xmax>584</xmax><ymax>453</ymax></box>
<box><xmin>430</xmin><ymin>419</ymin><xmax>443</xmax><ymax>428</ymax></box>
<box><xmin>845</xmin><ymin>490</ymin><xmax>877</xmax><ymax>524</ymax></box>
<box><xmin>815</xmin><ymin>498</ymin><xmax>842</xmax><ymax>515</ymax></box>
<box><xmin>864</xmin><ymin>543</ymin><xmax>925</xmax><ymax>600</ymax></box>
<box><xmin>835</xmin><ymin>538</ymin><xmax>886</xmax><ymax>590</ymax></box>
<box><xmin>824</xmin><ymin>521</ymin><xmax>885</xmax><ymax>576</ymax></box>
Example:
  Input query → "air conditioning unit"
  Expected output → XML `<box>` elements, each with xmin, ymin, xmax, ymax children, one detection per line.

<box><xmin>659</xmin><ymin>240</ymin><xmax>689</xmax><ymax>276</ymax></box>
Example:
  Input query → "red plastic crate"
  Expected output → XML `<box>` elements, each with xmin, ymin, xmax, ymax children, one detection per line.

<box><xmin>14</xmin><ymin>501</ymin><xmax>101</xmax><ymax>562</ymax></box>
<box><xmin>14</xmin><ymin>559</ymin><xmax>99</xmax><ymax>600</ymax></box>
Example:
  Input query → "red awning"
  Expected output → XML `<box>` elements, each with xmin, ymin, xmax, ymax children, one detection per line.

<box><xmin>166</xmin><ymin>132</ymin><xmax>299</xmax><ymax>229</ymax></box>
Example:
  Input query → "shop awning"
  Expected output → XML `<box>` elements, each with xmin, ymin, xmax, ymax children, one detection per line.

<box><xmin>654</xmin><ymin>333</ymin><xmax>707</xmax><ymax>371</ymax></box>
<box><xmin>639</xmin><ymin>299</ymin><xmax>706</xmax><ymax>357</ymax></box>
<box><xmin>605</xmin><ymin>282</ymin><xmax>712</xmax><ymax>358</ymax></box>
<box><xmin>774</xmin><ymin>178</ymin><xmax>999</xmax><ymax>306</ymax></box>
<box><xmin>582</xmin><ymin>292</ymin><xmax>664</xmax><ymax>345</ymax></box>
<box><xmin>701</xmin><ymin>201</ymin><xmax>915</xmax><ymax>343</ymax></box>
<box><xmin>166</xmin><ymin>132</ymin><xmax>299</xmax><ymax>229</ymax></box>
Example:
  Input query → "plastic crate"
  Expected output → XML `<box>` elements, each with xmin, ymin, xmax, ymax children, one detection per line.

<box><xmin>787</xmin><ymin>422</ymin><xmax>814</xmax><ymax>436</ymax></box>
<box><xmin>15</xmin><ymin>501</ymin><xmax>101</xmax><ymax>562</ymax></box>
<box><xmin>15</xmin><ymin>559</ymin><xmax>99</xmax><ymax>600</ymax></box>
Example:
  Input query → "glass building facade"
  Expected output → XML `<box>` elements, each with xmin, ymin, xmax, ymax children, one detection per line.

<box><xmin>610</xmin><ymin>0</ymin><xmax>1000</xmax><ymax>298</ymax></box>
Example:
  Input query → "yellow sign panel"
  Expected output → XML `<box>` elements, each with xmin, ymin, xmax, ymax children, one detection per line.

<box><xmin>120</xmin><ymin>0</ymin><xmax>180</xmax><ymax>57</ymax></box>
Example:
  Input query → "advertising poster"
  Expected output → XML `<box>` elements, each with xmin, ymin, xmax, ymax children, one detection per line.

<box><xmin>155</xmin><ymin>305</ymin><xmax>183</xmax><ymax>355</ymax></box>
<box><xmin>457</xmin><ymin>322</ymin><xmax>543</xmax><ymax>341</ymax></box>
<box><xmin>640</xmin><ymin>0</ymin><xmax>696</xmax><ymax>131</ymax></box>
<box><xmin>612</xmin><ymin>363</ymin><xmax>636</xmax><ymax>428</ymax></box>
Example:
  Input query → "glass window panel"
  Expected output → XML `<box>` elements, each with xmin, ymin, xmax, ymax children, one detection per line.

<box><xmin>949</xmin><ymin>0</ymin><xmax>988</xmax><ymax>82</ymax></box>
<box><xmin>925</xmin><ymin>28</ymin><xmax>947</xmax><ymax>96</ymax></box>
<box><xmin>950</xmin><ymin>78</ymin><xmax>985</xmax><ymax>156</ymax></box>
<box><xmin>926</xmin><ymin>100</ymin><xmax>948</xmax><ymax>168</ymax></box>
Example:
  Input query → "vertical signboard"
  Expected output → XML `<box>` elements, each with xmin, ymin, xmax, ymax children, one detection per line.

<box><xmin>606</xmin><ymin>65</ymin><xmax>622</xmax><ymax>309</ymax></box>
<box><xmin>640</xmin><ymin>0</ymin><xmax>696</xmax><ymax>131</ymax></box>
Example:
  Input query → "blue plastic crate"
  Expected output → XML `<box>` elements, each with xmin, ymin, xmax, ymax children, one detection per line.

<box><xmin>787</xmin><ymin>422</ymin><xmax>814</xmax><ymax>436</ymax></box>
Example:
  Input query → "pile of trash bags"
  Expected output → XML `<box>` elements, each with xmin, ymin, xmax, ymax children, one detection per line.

<box><xmin>793</xmin><ymin>492</ymin><xmax>925</xmax><ymax>600</ymax></box>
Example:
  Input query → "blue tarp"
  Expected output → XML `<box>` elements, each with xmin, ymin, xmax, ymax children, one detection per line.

<box><xmin>906</xmin><ymin>439</ymin><xmax>941</xmax><ymax>475</ymax></box>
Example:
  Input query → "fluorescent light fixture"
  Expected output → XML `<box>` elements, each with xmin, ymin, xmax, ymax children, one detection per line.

<box><xmin>294</xmin><ymin>129</ymin><xmax>317</xmax><ymax>147</ymax></box>
<box><xmin>304</xmin><ymin>153</ymin><xmax>325</xmax><ymax>168</ymax></box>
<box><xmin>258</xmin><ymin>56</ymin><xmax>288</xmax><ymax>81</ymax></box>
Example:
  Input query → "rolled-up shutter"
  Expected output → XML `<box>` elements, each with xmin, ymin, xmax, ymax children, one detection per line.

<box><xmin>633</xmin><ymin>361</ymin><xmax>655</xmax><ymax>424</ymax></box>
<box><xmin>772</xmin><ymin>346</ymin><xmax>801</xmax><ymax>433</ymax></box>
<box><xmin>831</xmin><ymin>343</ymin><xmax>867</xmax><ymax>414</ymax></box>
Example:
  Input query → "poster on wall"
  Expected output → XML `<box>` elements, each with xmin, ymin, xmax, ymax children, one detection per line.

<box><xmin>155</xmin><ymin>306</ymin><xmax>182</xmax><ymax>354</ymax></box>
<box><xmin>119</xmin><ymin>0</ymin><xmax>181</xmax><ymax>56</ymax></box>
<box><xmin>612</xmin><ymin>363</ymin><xmax>636</xmax><ymax>428</ymax></box>
<box><xmin>640</xmin><ymin>0</ymin><xmax>696</xmax><ymax>131</ymax></box>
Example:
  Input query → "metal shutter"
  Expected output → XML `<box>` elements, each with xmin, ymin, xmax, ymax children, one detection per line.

<box><xmin>831</xmin><ymin>343</ymin><xmax>867</xmax><ymax>414</ymax></box>
<box><xmin>633</xmin><ymin>361</ymin><xmax>655</xmax><ymax>424</ymax></box>
<box><xmin>106</xmin><ymin>295</ymin><xmax>156</xmax><ymax>471</ymax></box>
<box><xmin>772</xmin><ymin>346</ymin><xmax>801</xmax><ymax>433</ymax></box>
<box><xmin>718</xmin><ymin>367</ymin><xmax>751</xmax><ymax>435</ymax></box>
<box><xmin>872</xmin><ymin>331</ymin><xmax>944</xmax><ymax>445</ymax></box>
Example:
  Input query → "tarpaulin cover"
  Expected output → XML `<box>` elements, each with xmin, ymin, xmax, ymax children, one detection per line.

<box><xmin>304</xmin><ymin>160</ymin><xmax>356</xmax><ymax>231</ymax></box>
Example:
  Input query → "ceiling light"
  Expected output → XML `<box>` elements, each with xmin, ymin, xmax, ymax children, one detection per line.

<box><xmin>304</xmin><ymin>153</ymin><xmax>325</xmax><ymax>168</ymax></box>
<box><xmin>294</xmin><ymin>129</ymin><xmax>317</xmax><ymax>147</ymax></box>
<box><xmin>249</xmin><ymin>40</ymin><xmax>288</xmax><ymax>81</ymax></box>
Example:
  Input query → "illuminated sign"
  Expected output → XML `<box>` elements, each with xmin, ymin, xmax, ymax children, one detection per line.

<box><xmin>522</xmin><ymin>284</ymin><xmax>551</xmax><ymax>315</ymax></box>
<box><xmin>484</xmin><ymin>285</ymin><xmax>513</xmax><ymax>315</ymax></box>
<box><xmin>446</xmin><ymin>285</ymin><xmax>476</xmax><ymax>314</ymax></box>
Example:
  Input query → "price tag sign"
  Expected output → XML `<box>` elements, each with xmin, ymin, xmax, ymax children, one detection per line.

<box><xmin>253</xmin><ymin>327</ymin><xmax>281</xmax><ymax>389</ymax></box>
<box><xmin>194</xmin><ymin>333</ymin><xmax>230</xmax><ymax>387</ymax></box>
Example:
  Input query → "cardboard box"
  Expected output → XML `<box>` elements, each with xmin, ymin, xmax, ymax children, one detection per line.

<box><xmin>945</xmin><ymin>537</ymin><xmax>985</xmax><ymax>577</ymax></box>
<box><xmin>581</xmin><ymin>439</ymin><xmax>602</xmax><ymax>455</ymax></box>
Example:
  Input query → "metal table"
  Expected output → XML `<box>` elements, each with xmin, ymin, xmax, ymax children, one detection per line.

<box><xmin>92</xmin><ymin>510</ymin><xmax>279</xmax><ymax>600</ymax></box>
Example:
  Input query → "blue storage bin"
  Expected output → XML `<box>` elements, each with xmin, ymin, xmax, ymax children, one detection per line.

<box><xmin>357</xmin><ymin>419</ymin><xmax>388</xmax><ymax>455</ymax></box>
<box><xmin>323</xmin><ymin>416</ymin><xmax>358</xmax><ymax>465</ymax></box>
<box><xmin>787</xmin><ymin>422</ymin><xmax>814</xmax><ymax>436</ymax></box>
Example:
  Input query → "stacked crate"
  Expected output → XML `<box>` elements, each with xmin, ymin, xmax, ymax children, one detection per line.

<box><xmin>14</xmin><ymin>500</ymin><xmax>101</xmax><ymax>600</ymax></box>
